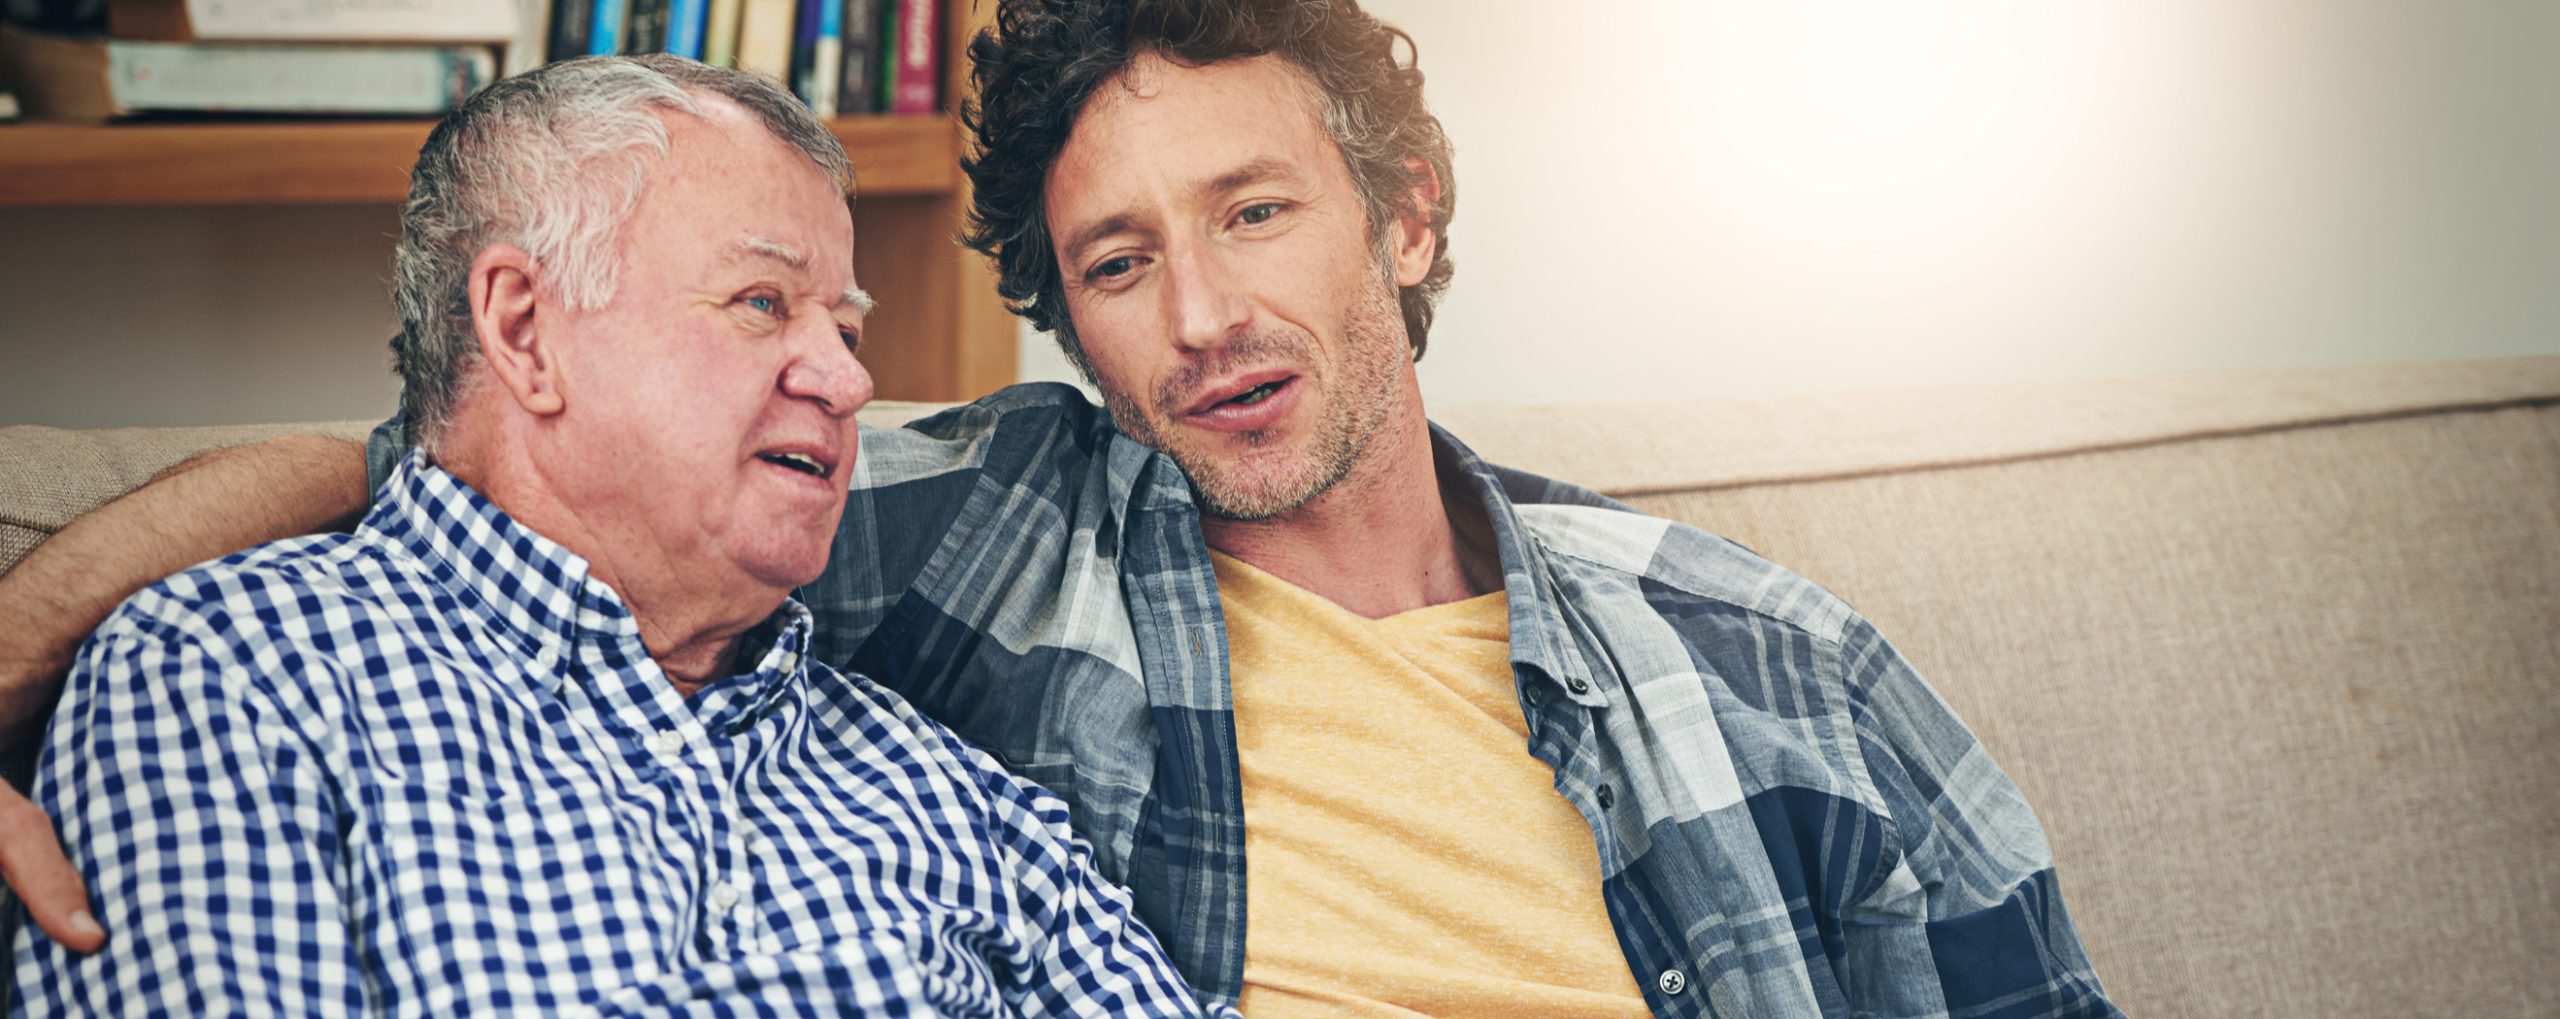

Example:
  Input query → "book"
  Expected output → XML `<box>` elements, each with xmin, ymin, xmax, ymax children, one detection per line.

<box><xmin>0</xmin><ymin>90</ymin><xmax>19</xmax><ymax>122</ymax></box>
<box><xmin>701</xmin><ymin>0</ymin><xmax>743</xmax><ymax>67</ymax></box>
<box><xmin>663</xmin><ymin>0</ymin><xmax>707</xmax><ymax>59</ymax></box>
<box><xmin>586</xmin><ymin>0</ymin><xmax>626</xmax><ymax>55</ymax></box>
<box><xmin>626</xmin><ymin>0</ymin><xmax>666</xmax><ymax>53</ymax></box>
<box><xmin>835</xmin><ymin>0</ymin><xmax>877</xmax><ymax>114</ymax></box>
<box><xmin>503</xmin><ymin>0</ymin><xmax>555</xmax><ymax>76</ymax></box>
<box><xmin>547</xmin><ymin>0</ymin><xmax>593</xmax><ymax>62</ymax></box>
<box><xmin>805</xmin><ymin>0</ymin><xmax>839</xmax><ymax>117</ymax></box>
<box><xmin>883</xmin><ymin>0</ymin><xmax>935</xmax><ymax>114</ymax></box>
<box><xmin>0</xmin><ymin>23</ymin><xmax>497</xmax><ymax>120</ymax></box>
<box><xmin>106</xmin><ymin>0</ymin><xmax>518</xmax><ymax>44</ymax></box>
<box><xmin>733</xmin><ymin>0</ymin><xmax>790</xmax><ymax>82</ymax></box>
<box><xmin>788</xmin><ymin>0</ymin><xmax>837</xmax><ymax>115</ymax></box>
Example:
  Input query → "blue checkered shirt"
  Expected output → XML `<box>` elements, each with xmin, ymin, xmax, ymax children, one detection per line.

<box><xmin>370</xmin><ymin>383</ymin><xmax>2120</xmax><ymax>1017</ymax></box>
<box><xmin>14</xmin><ymin>454</ymin><xmax>1220</xmax><ymax>1017</ymax></box>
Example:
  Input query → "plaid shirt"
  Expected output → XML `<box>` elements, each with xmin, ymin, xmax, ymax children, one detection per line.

<box><xmin>15</xmin><ymin>455</ymin><xmax>1219</xmax><ymax>1018</ymax></box>
<box><xmin>373</xmin><ymin>384</ymin><xmax>2119</xmax><ymax>1017</ymax></box>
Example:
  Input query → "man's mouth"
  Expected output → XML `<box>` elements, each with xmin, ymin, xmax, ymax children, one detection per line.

<box><xmin>756</xmin><ymin>450</ymin><xmax>834</xmax><ymax>480</ymax></box>
<box><xmin>1185</xmin><ymin>372</ymin><xmax>1298</xmax><ymax>416</ymax></box>
<box><xmin>1223</xmin><ymin>381</ymin><xmax>1285</xmax><ymax>407</ymax></box>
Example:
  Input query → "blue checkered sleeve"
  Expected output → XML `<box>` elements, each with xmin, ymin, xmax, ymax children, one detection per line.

<box><xmin>954</xmin><ymin>742</ymin><xmax>1242</xmax><ymax>1018</ymax></box>
<box><xmin>16</xmin><ymin>576</ymin><xmax>365</xmax><ymax>1015</ymax></box>
<box><xmin>1834</xmin><ymin>615</ymin><xmax>2114</xmax><ymax>1017</ymax></box>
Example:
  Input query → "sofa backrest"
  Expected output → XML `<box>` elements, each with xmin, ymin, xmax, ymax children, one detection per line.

<box><xmin>3</xmin><ymin>358</ymin><xmax>2554</xmax><ymax>1016</ymax></box>
<box><xmin>1435</xmin><ymin>356</ymin><xmax>2559</xmax><ymax>1017</ymax></box>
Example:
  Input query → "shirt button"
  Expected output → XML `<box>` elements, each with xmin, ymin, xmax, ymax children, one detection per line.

<box><xmin>1596</xmin><ymin>784</ymin><xmax>1615</xmax><ymax>810</ymax></box>
<box><xmin>650</xmin><ymin>729</ymin><xmax>684</xmax><ymax>755</ymax></box>
<box><xmin>1658</xmin><ymin>969</ymin><xmax>1687</xmax><ymax>996</ymax></box>
<box><xmin>1524</xmin><ymin>684</ymin><xmax>1546</xmax><ymax>707</ymax></box>
<box><xmin>1568</xmin><ymin>676</ymin><xmax>1591</xmax><ymax>695</ymax></box>
<box><xmin>708</xmin><ymin>882</ymin><xmax>741</xmax><ymax>913</ymax></box>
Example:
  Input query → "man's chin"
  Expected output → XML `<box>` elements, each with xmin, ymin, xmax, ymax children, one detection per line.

<box><xmin>1181</xmin><ymin>449</ymin><xmax>1350</xmax><ymax>522</ymax></box>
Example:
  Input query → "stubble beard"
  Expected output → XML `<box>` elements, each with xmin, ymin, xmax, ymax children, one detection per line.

<box><xmin>1101</xmin><ymin>277</ymin><xmax>1411</xmax><ymax>522</ymax></box>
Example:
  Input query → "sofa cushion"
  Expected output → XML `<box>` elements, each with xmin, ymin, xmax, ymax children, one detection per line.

<box><xmin>1438</xmin><ymin>356</ymin><xmax>2559</xmax><ymax>1018</ymax></box>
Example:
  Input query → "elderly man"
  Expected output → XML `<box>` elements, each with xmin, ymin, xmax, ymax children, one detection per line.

<box><xmin>6</xmin><ymin>55</ymin><xmax>1214</xmax><ymax>1016</ymax></box>
<box><xmin>1</xmin><ymin>2</ymin><xmax>2120</xmax><ymax>1017</ymax></box>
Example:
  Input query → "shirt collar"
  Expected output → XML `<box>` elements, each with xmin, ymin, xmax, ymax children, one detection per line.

<box><xmin>368</xmin><ymin>453</ymin><xmax>639</xmax><ymax>672</ymax></box>
<box><xmin>1427</xmin><ymin>423</ymin><xmax>1605</xmax><ymax>705</ymax></box>
<box><xmin>1095</xmin><ymin>420</ymin><xmax>1604</xmax><ymax>706</ymax></box>
<box><xmin>366</xmin><ymin>453</ymin><xmax>812</xmax><ymax>727</ymax></box>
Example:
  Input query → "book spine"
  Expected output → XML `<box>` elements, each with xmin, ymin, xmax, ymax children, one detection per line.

<box><xmin>885</xmin><ymin>0</ymin><xmax>937</xmax><ymax>115</ymax></box>
<box><xmin>835</xmin><ymin>0</ymin><xmax>877</xmax><ymax>114</ymax></box>
<box><xmin>504</xmin><ymin>0</ymin><xmax>555</xmax><ymax>75</ymax></box>
<box><xmin>788</xmin><ymin>0</ymin><xmax>818</xmax><ymax>103</ymax></box>
<box><xmin>104</xmin><ymin>40</ymin><xmax>499</xmax><ymax>115</ymax></box>
<box><xmin>587</xmin><ymin>0</ymin><xmax>626</xmax><ymax>55</ymax></box>
<box><xmin>627</xmin><ymin>0</ymin><xmax>667</xmax><ymax>53</ymax></box>
<box><xmin>108</xmin><ymin>0</ymin><xmax>521</xmax><ymax>43</ymax></box>
<box><xmin>734</xmin><ymin>0</ymin><xmax>792</xmax><ymax>81</ymax></box>
<box><xmin>548</xmin><ymin>0</ymin><xmax>594</xmax><ymax>62</ymax></box>
<box><xmin>808</xmin><ymin>0</ymin><xmax>842</xmax><ymax>116</ymax></box>
<box><xmin>702</xmin><ymin>0</ymin><xmax>744</xmax><ymax>66</ymax></box>
<box><xmin>664</xmin><ymin>0</ymin><xmax>708</xmax><ymax>58</ymax></box>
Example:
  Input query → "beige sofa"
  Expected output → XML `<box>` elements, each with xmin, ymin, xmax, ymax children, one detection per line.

<box><xmin>3</xmin><ymin>356</ymin><xmax>2553</xmax><ymax>1016</ymax></box>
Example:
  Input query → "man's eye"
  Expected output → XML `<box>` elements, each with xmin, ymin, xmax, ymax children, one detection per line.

<box><xmin>1089</xmin><ymin>257</ymin><xmax>1135</xmax><ymax>281</ymax></box>
<box><xmin>1238</xmin><ymin>203</ymin><xmax>1282</xmax><ymax>225</ymax></box>
<box><xmin>837</xmin><ymin>328</ymin><xmax>861</xmax><ymax>353</ymax></box>
<box><xmin>743</xmin><ymin>295</ymin><xmax>781</xmax><ymax>316</ymax></box>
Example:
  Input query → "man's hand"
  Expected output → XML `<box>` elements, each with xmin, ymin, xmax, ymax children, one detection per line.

<box><xmin>0</xmin><ymin>785</ymin><xmax>103</xmax><ymax>953</ymax></box>
<box><xmin>0</xmin><ymin>576</ymin><xmax>104</xmax><ymax>951</ymax></box>
<box><xmin>0</xmin><ymin>431</ymin><xmax>371</xmax><ymax>952</ymax></box>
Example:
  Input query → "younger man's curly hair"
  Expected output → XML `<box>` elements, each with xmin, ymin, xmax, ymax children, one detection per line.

<box><xmin>958</xmin><ymin>0</ymin><xmax>1457</xmax><ymax>368</ymax></box>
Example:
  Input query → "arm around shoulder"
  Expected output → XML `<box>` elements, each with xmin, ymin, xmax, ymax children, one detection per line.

<box><xmin>0</xmin><ymin>431</ymin><xmax>366</xmax><ymax>954</ymax></box>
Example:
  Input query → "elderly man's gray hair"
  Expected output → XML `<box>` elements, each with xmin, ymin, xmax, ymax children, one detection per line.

<box><xmin>391</xmin><ymin>54</ymin><xmax>856</xmax><ymax>448</ymax></box>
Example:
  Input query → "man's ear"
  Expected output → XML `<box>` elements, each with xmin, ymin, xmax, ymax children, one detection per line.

<box><xmin>468</xmin><ymin>244</ymin><xmax>565</xmax><ymax>417</ymax></box>
<box><xmin>1389</xmin><ymin>155</ymin><xmax>1443</xmax><ymax>288</ymax></box>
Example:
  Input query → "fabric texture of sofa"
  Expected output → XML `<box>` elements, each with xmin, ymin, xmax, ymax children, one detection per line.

<box><xmin>2</xmin><ymin>355</ymin><xmax>2553</xmax><ymax>1016</ymax></box>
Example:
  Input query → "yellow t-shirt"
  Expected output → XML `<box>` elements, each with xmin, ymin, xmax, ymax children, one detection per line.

<box><xmin>1213</xmin><ymin>551</ymin><xmax>1649</xmax><ymax>1018</ymax></box>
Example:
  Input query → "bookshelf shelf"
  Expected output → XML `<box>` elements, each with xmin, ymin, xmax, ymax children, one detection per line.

<box><xmin>0</xmin><ymin>114</ymin><xmax>957</xmax><ymax>207</ymax></box>
<box><xmin>0</xmin><ymin>0</ymin><xmax>1009</xmax><ymax>403</ymax></box>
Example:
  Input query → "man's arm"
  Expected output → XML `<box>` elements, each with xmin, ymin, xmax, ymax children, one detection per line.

<box><xmin>1836</xmin><ymin>614</ymin><xmax>2121</xmax><ymax>1018</ymax></box>
<box><xmin>0</xmin><ymin>432</ymin><xmax>367</xmax><ymax>953</ymax></box>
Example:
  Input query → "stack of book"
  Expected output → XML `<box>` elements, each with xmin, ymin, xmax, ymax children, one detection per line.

<box><xmin>0</xmin><ymin>0</ymin><xmax>511</xmax><ymax>120</ymax></box>
<box><xmin>547</xmin><ymin>0</ymin><xmax>939</xmax><ymax>117</ymax></box>
<box><xmin>0</xmin><ymin>0</ymin><xmax>937</xmax><ymax>122</ymax></box>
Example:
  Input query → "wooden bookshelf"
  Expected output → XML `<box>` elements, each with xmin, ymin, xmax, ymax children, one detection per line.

<box><xmin>0</xmin><ymin>0</ymin><xmax>1015</xmax><ymax>402</ymax></box>
<box><xmin>0</xmin><ymin>116</ymin><xmax>956</xmax><ymax>206</ymax></box>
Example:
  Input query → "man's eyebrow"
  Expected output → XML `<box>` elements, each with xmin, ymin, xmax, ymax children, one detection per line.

<box><xmin>1198</xmin><ymin>157</ymin><xmax>1302</xmax><ymax>202</ymax></box>
<box><xmin>734</xmin><ymin>236</ymin><xmax>809</xmax><ymax>269</ymax></box>
<box><xmin>1056</xmin><ymin>158</ymin><xmax>1308</xmax><ymax>269</ymax></box>
<box><xmin>1058</xmin><ymin>213</ymin><xmax>1141</xmax><ymax>269</ymax></box>
<box><xmin>732</xmin><ymin>235</ymin><xmax>868</xmax><ymax>313</ymax></box>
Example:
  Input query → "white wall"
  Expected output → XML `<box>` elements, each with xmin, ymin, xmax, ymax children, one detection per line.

<box><xmin>0</xmin><ymin>205</ymin><xmax>404</xmax><ymax>428</ymax></box>
<box><xmin>4</xmin><ymin>0</ymin><xmax>2554</xmax><ymax>429</ymax></box>
<box><xmin>1023</xmin><ymin>0</ymin><xmax>2560</xmax><ymax>402</ymax></box>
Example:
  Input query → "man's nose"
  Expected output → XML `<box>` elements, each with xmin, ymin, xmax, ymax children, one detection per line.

<box><xmin>1165</xmin><ymin>241</ymin><xmax>1250</xmax><ymax>352</ymax></box>
<box><xmin>780</xmin><ymin>317</ymin><xmax>874</xmax><ymax>418</ymax></box>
